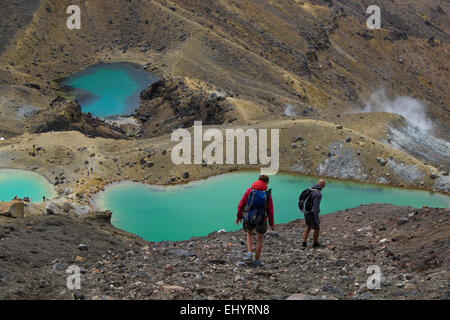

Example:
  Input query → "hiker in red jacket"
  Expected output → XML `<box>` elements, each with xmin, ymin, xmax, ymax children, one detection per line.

<box><xmin>235</xmin><ymin>175</ymin><xmax>274</xmax><ymax>267</ymax></box>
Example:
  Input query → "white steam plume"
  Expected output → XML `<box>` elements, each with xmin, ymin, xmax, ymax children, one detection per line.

<box><xmin>363</xmin><ymin>89</ymin><xmax>433</xmax><ymax>134</ymax></box>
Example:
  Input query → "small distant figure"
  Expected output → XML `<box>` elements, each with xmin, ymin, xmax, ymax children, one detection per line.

<box><xmin>299</xmin><ymin>179</ymin><xmax>326</xmax><ymax>248</ymax></box>
<box><xmin>43</xmin><ymin>196</ymin><xmax>46</xmax><ymax>202</ymax></box>
<box><xmin>91</xmin><ymin>167</ymin><xmax>93</xmax><ymax>173</ymax></box>
<box><xmin>235</xmin><ymin>175</ymin><xmax>274</xmax><ymax>267</ymax></box>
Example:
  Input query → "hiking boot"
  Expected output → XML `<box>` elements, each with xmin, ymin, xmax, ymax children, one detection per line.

<box><xmin>302</xmin><ymin>242</ymin><xmax>307</xmax><ymax>248</ymax></box>
<box><xmin>313</xmin><ymin>242</ymin><xmax>322</xmax><ymax>248</ymax></box>
<box><xmin>253</xmin><ymin>259</ymin><xmax>265</xmax><ymax>267</ymax></box>
<box><xmin>243</xmin><ymin>253</ymin><xmax>253</xmax><ymax>261</ymax></box>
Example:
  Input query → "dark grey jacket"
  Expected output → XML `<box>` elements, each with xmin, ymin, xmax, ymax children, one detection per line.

<box><xmin>310</xmin><ymin>184</ymin><xmax>323</xmax><ymax>222</ymax></box>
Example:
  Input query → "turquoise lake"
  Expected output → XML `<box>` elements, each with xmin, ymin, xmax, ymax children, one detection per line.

<box><xmin>0</xmin><ymin>169</ymin><xmax>57</xmax><ymax>202</ymax></box>
<box><xmin>61</xmin><ymin>62</ymin><xmax>157</xmax><ymax>118</ymax></box>
<box><xmin>93</xmin><ymin>172</ymin><xmax>450</xmax><ymax>242</ymax></box>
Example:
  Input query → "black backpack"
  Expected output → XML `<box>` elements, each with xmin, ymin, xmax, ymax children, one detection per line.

<box><xmin>298</xmin><ymin>188</ymin><xmax>318</xmax><ymax>214</ymax></box>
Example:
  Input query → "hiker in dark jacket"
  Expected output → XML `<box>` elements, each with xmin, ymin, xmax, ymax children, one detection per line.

<box><xmin>236</xmin><ymin>175</ymin><xmax>274</xmax><ymax>267</ymax></box>
<box><xmin>303</xmin><ymin>179</ymin><xmax>325</xmax><ymax>248</ymax></box>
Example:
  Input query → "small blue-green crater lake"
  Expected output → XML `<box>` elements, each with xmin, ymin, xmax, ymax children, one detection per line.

<box><xmin>0</xmin><ymin>169</ymin><xmax>57</xmax><ymax>202</ymax></box>
<box><xmin>93</xmin><ymin>172</ymin><xmax>450</xmax><ymax>242</ymax></box>
<box><xmin>61</xmin><ymin>62</ymin><xmax>157</xmax><ymax>118</ymax></box>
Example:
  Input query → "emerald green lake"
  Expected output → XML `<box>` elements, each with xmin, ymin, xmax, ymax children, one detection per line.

<box><xmin>61</xmin><ymin>62</ymin><xmax>157</xmax><ymax>118</ymax></box>
<box><xmin>93</xmin><ymin>172</ymin><xmax>450</xmax><ymax>242</ymax></box>
<box><xmin>0</xmin><ymin>169</ymin><xmax>57</xmax><ymax>202</ymax></box>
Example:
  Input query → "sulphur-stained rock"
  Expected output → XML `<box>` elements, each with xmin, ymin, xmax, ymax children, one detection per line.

<box><xmin>0</xmin><ymin>201</ymin><xmax>24</xmax><ymax>218</ymax></box>
<box><xmin>24</xmin><ymin>202</ymin><xmax>46</xmax><ymax>217</ymax></box>
<box><xmin>10</xmin><ymin>202</ymin><xmax>25</xmax><ymax>218</ymax></box>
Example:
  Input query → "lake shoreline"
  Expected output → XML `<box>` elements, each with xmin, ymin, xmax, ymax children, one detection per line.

<box><xmin>90</xmin><ymin>170</ymin><xmax>449</xmax><ymax>242</ymax></box>
<box><xmin>0</xmin><ymin>167</ymin><xmax>57</xmax><ymax>202</ymax></box>
<box><xmin>89</xmin><ymin>167</ymin><xmax>450</xmax><ymax>203</ymax></box>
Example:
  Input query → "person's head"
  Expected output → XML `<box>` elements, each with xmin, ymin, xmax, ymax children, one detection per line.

<box><xmin>318</xmin><ymin>179</ymin><xmax>326</xmax><ymax>189</ymax></box>
<box><xmin>259</xmin><ymin>175</ymin><xmax>269</xmax><ymax>184</ymax></box>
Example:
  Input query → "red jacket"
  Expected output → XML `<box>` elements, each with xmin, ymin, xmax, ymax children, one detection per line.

<box><xmin>237</xmin><ymin>180</ymin><xmax>274</xmax><ymax>226</ymax></box>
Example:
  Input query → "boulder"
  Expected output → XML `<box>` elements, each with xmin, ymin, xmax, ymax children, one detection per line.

<box><xmin>23</xmin><ymin>202</ymin><xmax>46</xmax><ymax>216</ymax></box>
<box><xmin>63</xmin><ymin>202</ymin><xmax>71</xmax><ymax>212</ymax></box>
<box><xmin>356</xmin><ymin>226</ymin><xmax>373</xmax><ymax>234</ymax></box>
<box><xmin>397</xmin><ymin>217</ymin><xmax>409</xmax><ymax>225</ymax></box>
<box><xmin>71</xmin><ymin>204</ymin><xmax>91</xmax><ymax>216</ymax></box>
<box><xmin>266</xmin><ymin>231</ymin><xmax>280</xmax><ymax>238</ymax></box>
<box><xmin>81</xmin><ymin>210</ymin><xmax>112</xmax><ymax>222</ymax></box>
<box><xmin>46</xmin><ymin>201</ymin><xmax>63</xmax><ymax>215</ymax></box>
<box><xmin>0</xmin><ymin>201</ymin><xmax>25</xmax><ymax>218</ymax></box>
<box><xmin>171</xmin><ymin>249</ymin><xmax>196</xmax><ymax>257</ymax></box>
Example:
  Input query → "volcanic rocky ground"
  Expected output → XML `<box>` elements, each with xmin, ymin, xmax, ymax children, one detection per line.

<box><xmin>0</xmin><ymin>204</ymin><xmax>448</xmax><ymax>300</ymax></box>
